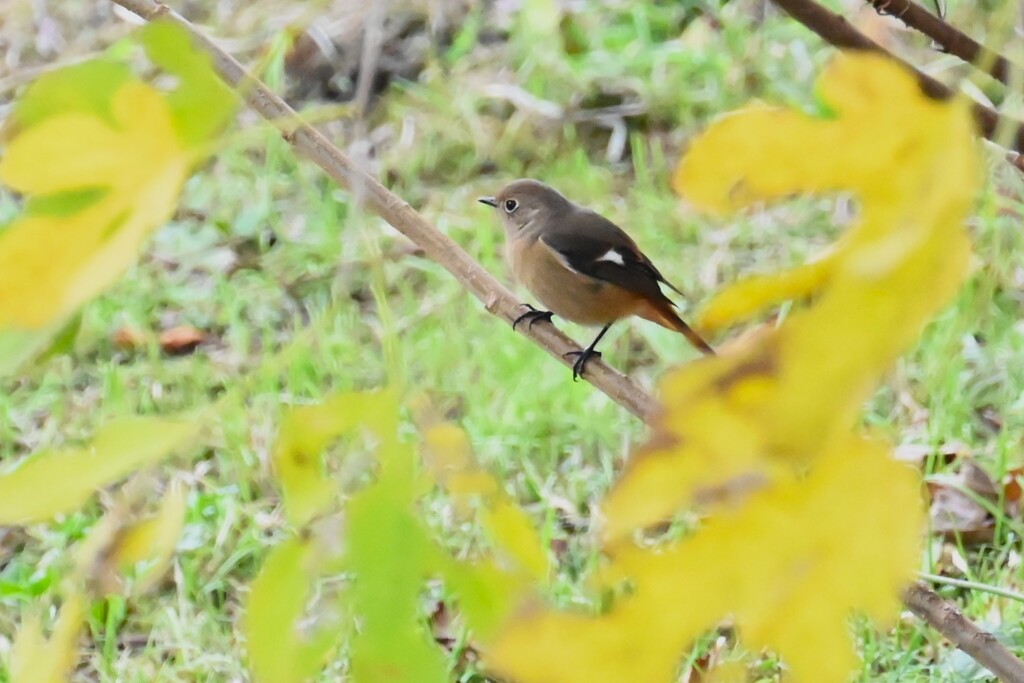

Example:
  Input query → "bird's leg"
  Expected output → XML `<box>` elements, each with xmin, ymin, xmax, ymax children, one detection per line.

<box><xmin>564</xmin><ymin>323</ymin><xmax>612</xmax><ymax>381</ymax></box>
<box><xmin>513</xmin><ymin>304</ymin><xmax>555</xmax><ymax>331</ymax></box>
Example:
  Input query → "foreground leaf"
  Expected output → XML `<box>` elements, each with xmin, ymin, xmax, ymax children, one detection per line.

<box><xmin>272</xmin><ymin>390</ymin><xmax>398</xmax><ymax>527</ymax></box>
<box><xmin>487</xmin><ymin>441</ymin><xmax>922</xmax><ymax>683</ymax></box>
<box><xmin>9</xmin><ymin>591</ymin><xmax>88</xmax><ymax>683</ymax></box>
<box><xmin>606</xmin><ymin>52</ymin><xmax>980</xmax><ymax>537</ymax></box>
<box><xmin>0</xmin><ymin>21</ymin><xmax>235</xmax><ymax>371</ymax></box>
<box><xmin>0</xmin><ymin>416</ymin><xmax>198</xmax><ymax>524</ymax></box>
<box><xmin>112</xmin><ymin>479</ymin><xmax>188</xmax><ymax>594</ymax></box>
<box><xmin>244</xmin><ymin>536</ymin><xmax>338</xmax><ymax>683</ymax></box>
<box><xmin>483</xmin><ymin>53</ymin><xmax>980</xmax><ymax>683</ymax></box>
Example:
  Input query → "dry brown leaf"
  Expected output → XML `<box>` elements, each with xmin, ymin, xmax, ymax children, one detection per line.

<box><xmin>158</xmin><ymin>325</ymin><xmax>204</xmax><ymax>356</ymax></box>
<box><xmin>927</xmin><ymin>463</ymin><xmax>999</xmax><ymax>545</ymax></box>
<box><xmin>112</xmin><ymin>325</ymin><xmax>147</xmax><ymax>351</ymax></box>
<box><xmin>1002</xmin><ymin>466</ymin><xmax>1024</xmax><ymax>519</ymax></box>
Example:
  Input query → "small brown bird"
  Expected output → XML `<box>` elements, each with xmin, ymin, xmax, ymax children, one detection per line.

<box><xmin>479</xmin><ymin>179</ymin><xmax>714</xmax><ymax>379</ymax></box>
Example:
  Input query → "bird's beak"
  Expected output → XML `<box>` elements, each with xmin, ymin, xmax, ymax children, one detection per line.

<box><xmin>478</xmin><ymin>196</ymin><xmax>498</xmax><ymax>207</ymax></box>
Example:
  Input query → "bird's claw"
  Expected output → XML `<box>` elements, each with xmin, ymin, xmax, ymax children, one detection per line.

<box><xmin>564</xmin><ymin>349</ymin><xmax>602</xmax><ymax>381</ymax></box>
<box><xmin>513</xmin><ymin>304</ymin><xmax>554</xmax><ymax>331</ymax></box>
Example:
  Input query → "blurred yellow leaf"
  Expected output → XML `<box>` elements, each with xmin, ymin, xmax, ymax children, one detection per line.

<box><xmin>0</xmin><ymin>21</ymin><xmax>234</xmax><ymax>372</ymax></box>
<box><xmin>244</xmin><ymin>536</ymin><xmax>338</xmax><ymax>683</ymax></box>
<box><xmin>256</xmin><ymin>389</ymin><xmax>452</xmax><ymax>683</ymax></box>
<box><xmin>0</xmin><ymin>416</ymin><xmax>197</xmax><ymax>524</ymax></box>
<box><xmin>487</xmin><ymin>441</ymin><xmax>922</xmax><ymax>683</ymax></box>
<box><xmin>605</xmin><ymin>52</ymin><xmax>980</xmax><ymax>537</ymax></box>
<box><xmin>272</xmin><ymin>390</ymin><xmax>398</xmax><ymax>527</ymax></box>
<box><xmin>479</xmin><ymin>53</ymin><xmax>979</xmax><ymax>683</ymax></box>
<box><xmin>9</xmin><ymin>591</ymin><xmax>87</xmax><ymax>683</ymax></box>
<box><xmin>0</xmin><ymin>80</ymin><xmax>189</xmax><ymax>329</ymax></box>
<box><xmin>112</xmin><ymin>480</ymin><xmax>187</xmax><ymax>594</ymax></box>
<box><xmin>423</xmin><ymin>422</ymin><xmax>549</xmax><ymax>582</ymax></box>
<box><xmin>676</xmin><ymin>54</ymin><xmax>978</xmax><ymax>336</ymax></box>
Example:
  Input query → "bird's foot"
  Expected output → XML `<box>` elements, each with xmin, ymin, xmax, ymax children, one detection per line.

<box><xmin>564</xmin><ymin>349</ymin><xmax>602</xmax><ymax>381</ymax></box>
<box><xmin>513</xmin><ymin>304</ymin><xmax>554</xmax><ymax>331</ymax></box>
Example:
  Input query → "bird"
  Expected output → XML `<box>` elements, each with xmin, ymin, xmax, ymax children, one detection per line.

<box><xmin>479</xmin><ymin>179</ymin><xmax>714</xmax><ymax>380</ymax></box>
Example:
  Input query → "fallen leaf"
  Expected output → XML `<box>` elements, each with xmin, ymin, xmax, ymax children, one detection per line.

<box><xmin>894</xmin><ymin>442</ymin><xmax>969</xmax><ymax>468</ymax></box>
<box><xmin>1002</xmin><ymin>466</ymin><xmax>1024</xmax><ymax>518</ymax></box>
<box><xmin>893</xmin><ymin>444</ymin><xmax>932</xmax><ymax>467</ymax></box>
<box><xmin>961</xmin><ymin>461</ymin><xmax>999</xmax><ymax>502</ymax></box>
<box><xmin>159</xmin><ymin>325</ymin><xmax>204</xmax><ymax>355</ymax></box>
<box><xmin>927</xmin><ymin>466</ymin><xmax>997</xmax><ymax>545</ymax></box>
<box><xmin>113</xmin><ymin>325</ymin><xmax>147</xmax><ymax>351</ymax></box>
<box><xmin>975</xmin><ymin>405</ymin><xmax>1003</xmax><ymax>434</ymax></box>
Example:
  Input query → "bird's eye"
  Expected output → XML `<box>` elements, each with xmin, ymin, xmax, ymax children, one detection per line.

<box><xmin>504</xmin><ymin>199</ymin><xmax>519</xmax><ymax>213</ymax></box>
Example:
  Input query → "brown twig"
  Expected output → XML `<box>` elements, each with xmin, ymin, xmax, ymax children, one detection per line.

<box><xmin>111</xmin><ymin>0</ymin><xmax>658</xmax><ymax>423</ymax></box>
<box><xmin>107</xmin><ymin>2</ymin><xmax>1024</xmax><ymax>679</ymax></box>
<box><xmin>903</xmin><ymin>582</ymin><xmax>1024</xmax><ymax>682</ymax></box>
<box><xmin>863</xmin><ymin>0</ymin><xmax>1018</xmax><ymax>87</ymax></box>
<box><xmin>768</xmin><ymin>0</ymin><xmax>1024</xmax><ymax>153</ymax></box>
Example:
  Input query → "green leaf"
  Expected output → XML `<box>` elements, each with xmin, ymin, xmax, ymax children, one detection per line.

<box><xmin>141</xmin><ymin>20</ymin><xmax>237</xmax><ymax>144</ymax></box>
<box><xmin>244</xmin><ymin>536</ymin><xmax>339</xmax><ymax>683</ymax></box>
<box><xmin>347</xmin><ymin>442</ymin><xmax>448</xmax><ymax>683</ymax></box>
<box><xmin>32</xmin><ymin>312</ymin><xmax>83</xmax><ymax>365</ymax></box>
<box><xmin>0</xmin><ymin>416</ymin><xmax>199</xmax><ymax>524</ymax></box>
<box><xmin>0</xmin><ymin>326</ymin><xmax>64</xmax><ymax>379</ymax></box>
<box><xmin>13</xmin><ymin>61</ymin><xmax>133</xmax><ymax>131</ymax></box>
<box><xmin>26</xmin><ymin>188</ymin><xmax>107</xmax><ymax>217</ymax></box>
<box><xmin>272</xmin><ymin>390</ymin><xmax>400</xmax><ymax>527</ymax></box>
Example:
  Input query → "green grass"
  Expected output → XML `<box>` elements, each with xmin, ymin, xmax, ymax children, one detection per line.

<box><xmin>3</xmin><ymin>0</ymin><xmax>1024</xmax><ymax>681</ymax></box>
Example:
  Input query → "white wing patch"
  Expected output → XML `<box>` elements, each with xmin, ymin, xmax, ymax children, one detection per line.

<box><xmin>595</xmin><ymin>249</ymin><xmax>626</xmax><ymax>266</ymax></box>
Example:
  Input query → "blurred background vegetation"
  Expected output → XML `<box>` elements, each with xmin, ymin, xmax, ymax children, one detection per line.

<box><xmin>2</xmin><ymin>0</ymin><xmax>1024</xmax><ymax>680</ymax></box>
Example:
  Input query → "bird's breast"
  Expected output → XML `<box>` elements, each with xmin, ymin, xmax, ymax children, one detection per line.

<box><xmin>507</xmin><ymin>236</ymin><xmax>640</xmax><ymax>326</ymax></box>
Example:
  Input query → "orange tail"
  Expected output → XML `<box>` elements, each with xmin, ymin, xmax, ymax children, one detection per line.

<box><xmin>636</xmin><ymin>298</ymin><xmax>716</xmax><ymax>356</ymax></box>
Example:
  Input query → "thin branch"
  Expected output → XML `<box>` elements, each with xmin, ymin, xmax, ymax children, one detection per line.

<box><xmin>106</xmin><ymin>3</ymin><xmax>1024</xmax><ymax>680</ymax></box>
<box><xmin>863</xmin><ymin>0</ymin><xmax>1018</xmax><ymax>86</ymax></box>
<box><xmin>919</xmin><ymin>572</ymin><xmax>1024</xmax><ymax>605</ymax></box>
<box><xmin>110</xmin><ymin>0</ymin><xmax>658</xmax><ymax>423</ymax></box>
<box><xmin>768</xmin><ymin>0</ymin><xmax>1024</xmax><ymax>154</ymax></box>
<box><xmin>903</xmin><ymin>582</ymin><xmax>1024</xmax><ymax>682</ymax></box>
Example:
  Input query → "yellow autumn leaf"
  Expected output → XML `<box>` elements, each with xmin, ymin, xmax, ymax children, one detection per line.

<box><xmin>479</xmin><ymin>53</ymin><xmax>979</xmax><ymax>683</ymax></box>
<box><xmin>603</xmin><ymin>52</ymin><xmax>980</xmax><ymax>539</ymax></box>
<box><xmin>0</xmin><ymin>416</ymin><xmax>198</xmax><ymax>524</ymax></box>
<box><xmin>486</xmin><ymin>441</ymin><xmax>922</xmax><ymax>683</ymax></box>
<box><xmin>0</xmin><ymin>21</ymin><xmax>234</xmax><ymax>364</ymax></box>
<box><xmin>9</xmin><ymin>591</ymin><xmax>88</xmax><ymax>683</ymax></box>
<box><xmin>411</xmin><ymin>401</ymin><xmax>542</xmax><ymax>640</ymax></box>
<box><xmin>272</xmin><ymin>390</ymin><xmax>399</xmax><ymax>527</ymax></box>
<box><xmin>112</xmin><ymin>480</ymin><xmax>187</xmax><ymax>594</ymax></box>
<box><xmin>0</xmin><ymin>81</ymin><xmax>191</xmax><ymax>329</ymax></box>
<box><xmin>423</xmin><ymin>422</ymin><xmax>549</xmax><ymax>582</ymax></box>
<box><xmin>675</xmin><ymin>54</ymin><xmax>978</xmax><ymax>335</ymax></box>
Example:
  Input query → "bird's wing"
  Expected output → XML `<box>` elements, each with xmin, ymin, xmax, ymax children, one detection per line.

<box><xmin>540</xmin><ymin>210</ymin><xmax>685</xmax><ymax>301</ymax></box>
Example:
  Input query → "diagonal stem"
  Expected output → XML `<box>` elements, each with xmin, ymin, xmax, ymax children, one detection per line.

<box><xmin>768</xmin><ymin>0</ymin><xmax>1024</xmax><ymax>154</ymax></box>
<box><xmin>862</xmin><ymin>0</ymin><xmax>1019</xmax><ymax>86</ymax></box>
<box><xmin>903</xmin><ymin>582</ymin><xmax>1024</xmax><ymax>682</ymax></box>
<box><xmin>110</xmin><ymin>0</ymin><xmax>659</xmax><ymax>423</ymax></box>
